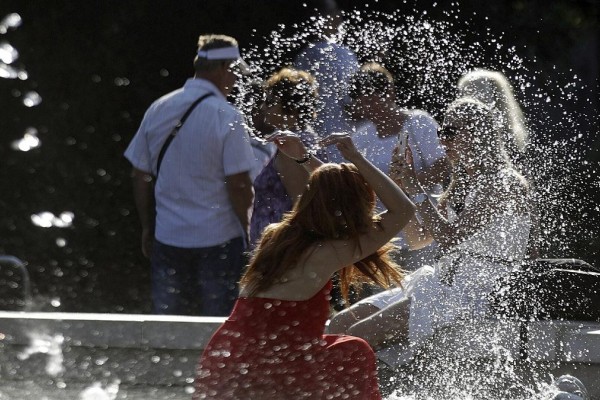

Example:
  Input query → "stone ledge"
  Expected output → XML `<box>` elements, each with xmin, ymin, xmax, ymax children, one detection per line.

<box><xmin>0</xmin><ymin>311</ymin><xmax>226</xmax><ymax>386</ymax></box>
<box><xmin>0</xmin><ymin>311</ymin><xmax>226</xmax><ymax>349</ymax></box>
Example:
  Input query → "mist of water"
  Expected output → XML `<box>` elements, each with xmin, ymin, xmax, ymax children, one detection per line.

<box><xmin>239</xmin><ymin>5</ymin><xmax>597</xmax><ymax>260</ymax></box>
<box><xmin>78</xmin><ymin>380</ymin><xmax>120</xmax><ymax>400</ymax></box>
<box><xmin>0</xmin><ymin>14</ymin><xmax>27</xmax><ymax>80</ymax></box>
<box><xmin>236</xmin><ymin>7</ymin><xmax>597</xmax><ymax>399</ymax></box>
<box><xmin>17</xmin><ymin>332</ymin><xmax>65</xmax><ymax>377</ymax></box>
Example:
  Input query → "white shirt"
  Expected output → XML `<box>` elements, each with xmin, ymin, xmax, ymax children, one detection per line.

<box><xmin>124</xmin><ymin>78</ymin><xmax>256</xmax><ymax>248</ymax></box>
<box><xmin>352</xmin><ymin>110</ymin><xmax>445</xmax><ymax>247</ymax></box>
<box><xmin>352</xmin><ymin>110</ymin><xmax>444</xmax><ymax>177</ymax></box>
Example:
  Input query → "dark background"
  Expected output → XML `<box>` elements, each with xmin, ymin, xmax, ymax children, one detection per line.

<box><xmin>0</xmin><ymin>0</ymin><xmax>598</xmax><ymax>313</ymax></box>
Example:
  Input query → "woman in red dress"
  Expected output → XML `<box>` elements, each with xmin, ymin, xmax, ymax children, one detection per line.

<box><xmin>193</xmin><ymin>133</ymin><xmax>416</xmax><ymax>399</ymax></box>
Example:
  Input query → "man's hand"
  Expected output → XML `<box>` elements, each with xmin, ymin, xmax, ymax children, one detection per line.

<box><xmin>142</xmin><ymin>228</ymin><xmax>154</xmax><ymax>259</ymax></box>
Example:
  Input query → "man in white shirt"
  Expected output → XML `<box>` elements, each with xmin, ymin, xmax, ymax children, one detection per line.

<box><xmin>124</xmin><ymin>34</ymin><xmax>255</xmax><ymax>316</ymax></box>
<box><xmin>347</xmin><ymin>62</ymin><xmax>450</xmax><ymax>270</ymax></box>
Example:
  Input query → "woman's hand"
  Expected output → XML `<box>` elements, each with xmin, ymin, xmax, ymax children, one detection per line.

<box><xmin>319</xmin><ymin>132</ymin><xmax>362</xmax><ymax>163</ymax></box>
<box><xmin>390</xmin><ymin>145</ymin><xmax>421</xmax><ymax>196</ymax></box>
<box><xmin>266</xmin><ymin>130</ymin><xmax>309</xmax><ymax>161</ymax></box>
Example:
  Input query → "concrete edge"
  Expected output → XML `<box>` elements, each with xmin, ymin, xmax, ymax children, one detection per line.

<box><xmin>0</xmin><ymin>311</ymin><xmax>226</xmax><ymax>349</ymax></box>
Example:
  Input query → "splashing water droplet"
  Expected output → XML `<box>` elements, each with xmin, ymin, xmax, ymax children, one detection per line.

<box><xmin>0</xmin><ymin>41</ymin><xmax>18</xmax><ymax>64</ymax></box>
<box><xmin>12</xmin><ymin>127</ymin><xmax>41</xmax><ymax>151</ymax></box>
<box><xmin>31</xmin><ymin>211</ymin><xmax>75</xmax><ymax>228</ymax></box>
<box><xmin>0</xmin><ymin>62</ymin><xmax>18</xmax><ymax>79</ymax></box>
<box><xmin>22</xmin><ymin>91</ymin><xmax>42</xmax><ymax>107</ymax></box>
<box><xmin>0</xmin><ymin>13</ymin><xmax>22</xmax><ymax>34</ymax></box>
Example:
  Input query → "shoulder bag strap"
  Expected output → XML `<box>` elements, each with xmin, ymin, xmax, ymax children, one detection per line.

<box><xmin>155</xmin><ymin>92</ymin><xmax>214</xmax><ymax>179</ymax></box>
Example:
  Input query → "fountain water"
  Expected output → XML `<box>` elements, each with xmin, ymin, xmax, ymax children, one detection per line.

<box><xmin>237</xmin><ymin>7</ymin><xmax>599</xmax><ymax>399</ymax></box>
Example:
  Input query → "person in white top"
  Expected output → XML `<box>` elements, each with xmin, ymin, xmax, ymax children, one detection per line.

<box><xmin>329</xmin><ymin>98</ymin><xmax>532</xmax><ymax>359</ymax></box>
<box><xmin>124</xmin><ymin>34</ymin><xmax>256</xmax><ymax>316</ymax></box>
<box><xmin>457</xmin><ymin>69</ymin><xmax>539</xmax><ymax>258</ymax></box>
<box><xmin>346</xmin><ymin>62</ymin><xmax>450</xmax><ymax>271</ymax></box>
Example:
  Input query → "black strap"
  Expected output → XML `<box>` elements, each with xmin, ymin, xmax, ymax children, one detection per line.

<box><xmin>155</xmin><ymin>93</ymin><xmax>214</xmax><ymax>178</ymax></box>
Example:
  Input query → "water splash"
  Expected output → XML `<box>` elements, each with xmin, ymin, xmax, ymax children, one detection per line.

<box><xmin>241</xmin><ymin>5</ymin><xmax>597</xmax><ymax>257</ymax></box>
<box><xmin>30</xmin><ymin>211</ymin><xmax>75</xmax><ymax>228</ymax></box>
<box><xmin>78</xmin><ymin>380</ymin><xmax>120</xmax><ymax>400</ymax></box>
<box><xmin>0</xmin><ymin>13</ymin><xmax>22</xmax><ymax>34</ymax></box>
<box><xmin>17</xmin><ymin>332</ymin><xmax>65</xmax><ymax>377</ymax></box>
<box><xmin>237</xmin><ymin>7</ymin><xmax>598</xmax><ymax>399</ymax></box>
<box><xmin>11</xmin><ymin>127</ymin><xmax>41</xmax><ymax>151</ymax></box>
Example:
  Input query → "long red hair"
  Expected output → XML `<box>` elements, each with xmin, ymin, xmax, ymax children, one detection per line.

<box><xmin>240</xmin><ymin>163</ymin><xmax>404</xmax><ymax>305</ymax></box>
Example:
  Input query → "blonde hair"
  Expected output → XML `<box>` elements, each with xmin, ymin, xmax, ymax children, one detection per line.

<box><xmin>457</xmin><ymin>69</ymin><xmax>529</xmax><ymax>154</ymax></box>
<box><xmin>438</xmin><ymin>97</ymin><xmax>508</xmax><ymax>207</ymax></box>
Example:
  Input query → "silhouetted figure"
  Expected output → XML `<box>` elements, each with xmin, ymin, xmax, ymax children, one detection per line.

<box><xmin>124</xmin><ymin>34</ymin><xmax>255</xmax><ymax>316</ymax></box>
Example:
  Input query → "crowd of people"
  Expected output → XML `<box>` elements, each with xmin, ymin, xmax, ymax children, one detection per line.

<box><xmin>124</xmin><ymin>6</ymin><xmax>541</xmax><ymax>398</ymax></box>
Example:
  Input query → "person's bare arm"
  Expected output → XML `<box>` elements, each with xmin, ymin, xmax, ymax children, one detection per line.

<box><xmin>401</xmin><ymin>215</ymin><xmax>434</xmax><ymax>250</ymax></box>
<box><xmin>131</xmin><ymin>168</ymin><xmax>155</xmax><ymax>258</ymax></box>
<box><xmin>274</xmin><ymin>152</ymin><xmax>310</xmax><ymax>202</ymax></box>
<box><xmin>311</xmin><ymin>134</ymin><xmax>416</xmax><ymax>273</ymax></box>
<box><xmin>226</xmin><ymin>171</ymin><xmax>254</xmax><ymax>245</ymax></box>
<box><xmin>402</xmin><ymin>159</ymin><xmax>528</xmax><ymax>248</ymax></box>
<box><xmin>266</xmin><ymin>132</ymin><xmax>415</xmax><ymax>270</ymax></box>
<box><xmin>267</xmin><ymin>131</ymin><xmax>324</xmax><ymax>173</ymax></box>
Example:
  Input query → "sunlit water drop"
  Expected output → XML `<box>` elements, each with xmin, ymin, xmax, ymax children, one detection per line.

<box><xmin>0</xmin><ymin>41</ymin><xmax>18</xmax><ymax>64</ymax></box>
<box><xmin>0</xmin><ymin>62</ymin><xmax>18</xmax><ymax>79</ymax></box>
<box><xmin>31</xmin><ymin>211</ymin><xmax>75</xmax><ymax>228</ymax></box>
<box><xmin>17</xmin><ymin>332</ymin><xmax>65</xmax><ymax>377</ymax></box>
<box><xmin>0</xmin><ymin>13</ymin><xmax>22</xmax><ymax>34</ymax></box>
<box><xmin>22</xmin><ymin>90</ymin><xmax>42</xmax><ymax>107</ymax></box>
<box><xmin>11</xmin><ymin>127</ymin><xmax>41</xmax><ymax>151</ymax></box>
<box><xmin>78</xmin><ymin>380</ymin><xmax>120</xmax><ymax>400</ymax></box>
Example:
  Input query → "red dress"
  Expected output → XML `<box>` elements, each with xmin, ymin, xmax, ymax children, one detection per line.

<box><xmin>193</xmin><ymin>281</ymin><xmax>382</xmax><ymax>399</ymax></box>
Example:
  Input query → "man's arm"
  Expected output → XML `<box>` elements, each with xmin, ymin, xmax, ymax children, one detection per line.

<box><xmin>225</xmin><ymin>171</ymin><xmax>254</xmax><ymax>246</ymax></box>
<box><xmin>131</xmin><ymin>168</ymin><xmax>155</xmax><ymax>258</ymax></box>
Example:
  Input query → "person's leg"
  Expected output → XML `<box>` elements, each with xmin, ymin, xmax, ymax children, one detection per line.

<box><xmin>328</xmin><ymin>285</ymin><xmax>405</xmax><ymax>334</ymax></box>
<box><xmin>196</xmin><ymin>237</ymin><xmax>245</xmax><ymax>316</ymax></box>
<box><xmin>346</xmin><ymin>298</ymin><xmax>411</xmax><ymax>350</ymax></box>
<box><xmin>328</xmin><ymin>302</ymin><xmax>381</xmax><ymax>334</ymax></box>
<box><xmin>150</xmin><ymin>240</ymin><xmax>195</xmax><ymax>315</ymax></box>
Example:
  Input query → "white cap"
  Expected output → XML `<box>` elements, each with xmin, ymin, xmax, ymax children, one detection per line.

<box><xmin>197</xmin><ymin>46</ymin><xmax>250</xmax><ymax>75</ymax></box>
